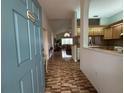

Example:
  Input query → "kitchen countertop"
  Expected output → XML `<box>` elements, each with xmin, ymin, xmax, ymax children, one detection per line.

<box><xmin>88</xmin><ymin>45</ymin><xmax>123</xmax><ymax>56</ymax></box>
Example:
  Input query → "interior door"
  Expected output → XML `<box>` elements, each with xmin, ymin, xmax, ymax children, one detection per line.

<box><xmin>1</xmin><ymin>0</ymin><xmax>45</xmax><ymax>93</ymax></box>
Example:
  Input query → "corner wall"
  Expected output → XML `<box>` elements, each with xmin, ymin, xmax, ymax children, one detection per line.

<box><xmin>42</xmin><ymin>10</ymin><xmax>54</xmax><ymax>59</ymax></box>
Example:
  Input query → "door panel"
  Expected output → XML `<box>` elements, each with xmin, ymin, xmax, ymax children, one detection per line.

<box><xmin>13</xmin><ymin>11</ymin><xmax>31</xmax><ymax>65</ymax></box>
<box><xmin>36</xmin><ymin>65</ymin><xmax>40</xmax><ymax>93</ymax></box>
<box><xmin>20</xmin><ymin>70</ymin><xmax>34</xmax><ymax>93</ymax></box>
<box><xmin>1</xmin><ymin>0</ymin><xmax>44</xmax><ymax>93</ymax></box>
<box><xmin>34</xmin><ymin>26</ymin><xmax>41</xmax><ymax>55</ymax></box>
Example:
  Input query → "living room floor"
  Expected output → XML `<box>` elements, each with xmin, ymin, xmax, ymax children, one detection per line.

<box><xmin>45</xmin><ymin>52</ymin><xmax>98</xmax><ymax>93</ymax></box>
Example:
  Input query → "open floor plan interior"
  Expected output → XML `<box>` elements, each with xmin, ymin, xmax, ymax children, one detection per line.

<box><xmin>2</xmin><ymin>0</ymin><xmax>123</xmax><ymax>93</ymax></box>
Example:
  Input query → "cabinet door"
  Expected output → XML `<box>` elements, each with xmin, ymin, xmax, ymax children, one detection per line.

<box><xmin>89</xmin><ymin>28</ymin><xmax>94</xmax><ymax>36</ymax></box>
<box><xmin>112</xmin><ymin>24</ymin><xmax>122</xmax><ymax>39</ymax></box>
<box><xmin>88</xmin><ymin>28</ymin><xmax>91</xmax><ymax>35</ymax></box>
<box><xmin>104</xmin><ymin>29</ymin><xmax>108</xmax><ymax>39</ymax></box>
<box><xmin>99</xmin><ymin>28</ymin><xmax>104</xmax><ymax>35</ymax></box>
<box><xmin>89</xmin><ymin>27</ymin><xmax>104</xmax><ymax>36</ymax></box>
<box><xmin>77</xmin><ymin>28</ymin><xmax>80</xmax><ymax>36</ymax></box>
<box><xmin>93</xmin><ymin>28</ymin><xmax>97</xmax><ymax>35</ymax></box>
<box><xmin>96</xmin><ymin>27</ymin><xmax>103</xmax><ymax>35</ymax></box>
<box><xmin>104</xmin><ymin>28</ymin><xmax>112</xmax><ymax>39</ymax></box>
<box><xmin>120</xmin><ymin>24</ymin><xmax>123</xmax><ymax>33</ymax></box>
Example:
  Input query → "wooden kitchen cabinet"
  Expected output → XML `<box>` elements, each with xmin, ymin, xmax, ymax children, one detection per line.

<box><xmin>97</xmin><ymin>27</ymin><xmax>104</xmax><ymax>35</ymax></box>
<box><xmin>89</xmin><ymin>27</ymin><xmax>104</xmax><ymax>36</ymax></box>
<box><xmin>89</xmin><ymin>28</ymin><xmax>94</xmax><ymax>35</ymax></box>
<box><xmin>104</xmin><ymin>27</ymin><xmax>112</xmax><ymax>39</ymax></box>
<box><xmin>104</xmin><ymin>22</ymin><xmax>123</xmax><ymax>39</ymax></box>
<box><xmin>112</xmin><ymin>24</ymin><xmax>122</xmax><ymax>39</ymax></box>
<box><xmin>76</xmin><ymin>28</ymin><xmax>80</xmax><ymax>36</ymax></box>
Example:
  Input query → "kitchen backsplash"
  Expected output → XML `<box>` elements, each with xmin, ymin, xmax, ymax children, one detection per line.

<box><xmin>104</xmin><ymin>38</ymin><xmax>123</xmax><ymax>46</ymax></box>
<box><xmin>90</xmin><ymin>36</ymin><xmax>123</xmax><ymax>47</ymax></box>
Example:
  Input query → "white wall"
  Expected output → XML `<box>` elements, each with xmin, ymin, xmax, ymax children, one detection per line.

<box><xmin>71</xmin><ymin>11</ymin><xmax>77</xmax><ymax>62</ymax></box>
<box><xmin>42</xmin><ymin>10</ymin><xmax>54</xmax><ymax>59</ymax></box>
<box><xmin>42</xmin><ymin>30</ymin><xmax>49</xmax><ymax>59</ymax></box>
<box><xmin>80</xmin><ymin>0</ymin><xmax>123</xmax><ymax>93</ymax></box>
<box><xmin>72</xmin><ymin>45</ymin><xmax>77</xmax><ymax>62</ymax></box>
<box><xmin>80</xmin><ymin>49</ymin><xmax>123</xmax><ymax>93</ymax></box>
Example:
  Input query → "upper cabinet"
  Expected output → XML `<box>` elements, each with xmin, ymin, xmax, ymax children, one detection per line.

<box><xmin>89</xmin><ymin>19</ymin><xmax>100</xmax><ymax>25</ymax></box>
<box><xmin>104</xmin><ymin>21</ymin><xmax>123</xmax><ymax>39</ymax></box>
<box><xmin>88</xmin><ymin>20</ymin><xmax>123</xmax><ymax>39</ymax></box>
<box><xmin>89</xmin><ymin>26</ymin><xmax>104</xmax><ymax>36</ymax></box>
<box><xmin>104</xmin><ymin>27</ymin><xmax>112</xmax><ymax>39</ymax></box>
<box><xmin>76</xmin><ymin>28</ymin><xmax>80</xmax><ymax>36</ymax></box>
<box><xmin>112</xmin><ymin>23</ymin><xmax>123</xmax><ymax>39</ymax></box>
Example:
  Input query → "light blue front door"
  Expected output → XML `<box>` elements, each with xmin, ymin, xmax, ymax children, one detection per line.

<box><xmin>1</xmin><ymin>0</ymin><xmax>45</xmax><ymax>93</ymax></box>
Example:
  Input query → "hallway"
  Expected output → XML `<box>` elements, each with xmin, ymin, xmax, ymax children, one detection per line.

<box><xmin>45</xmin><ymin>53</ymin><xmax>98</xmax><ymax>93</ymax></box>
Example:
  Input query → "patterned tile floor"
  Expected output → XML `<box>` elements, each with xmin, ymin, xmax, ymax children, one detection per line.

<box><xmin>45</xmin><ymin>52</ymin><xmax>98</xmax><ymax>93</ymax></box>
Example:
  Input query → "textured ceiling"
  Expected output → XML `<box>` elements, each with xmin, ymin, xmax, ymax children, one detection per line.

<box><xmin>38</xmin><ymin>0</ymin><xmax>80</xmax><ymax>19</ymax></box>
